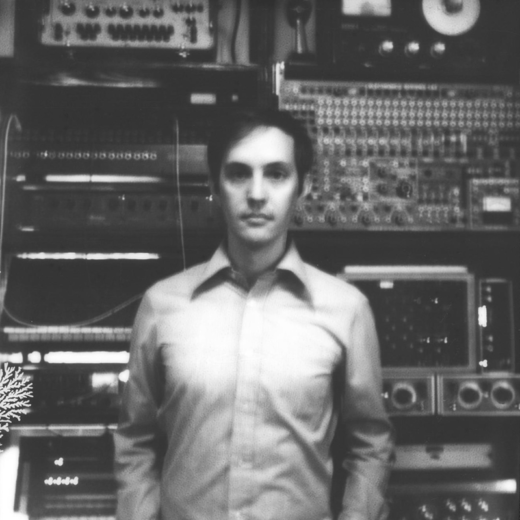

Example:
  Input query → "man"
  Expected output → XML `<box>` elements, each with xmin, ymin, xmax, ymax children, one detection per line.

<box><xmin>114</xmin><ymin>109</ymin><xmax>394</xmax><ymax>520</ymax></box>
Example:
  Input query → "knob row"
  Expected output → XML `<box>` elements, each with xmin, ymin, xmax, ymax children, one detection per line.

<box><xmin>108</xmin><ymin>24</ymin><xmax>175</xmax><ymax>42</ymax></box>
<box><xmin>59</xmin><ymin>3</ymin><xmax>205</xmax><ymax>18</ymax></box>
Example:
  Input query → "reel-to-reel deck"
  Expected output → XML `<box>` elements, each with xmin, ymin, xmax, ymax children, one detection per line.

<box><xmin>316</xmin><ymin>0</ymin><xmax>520</xmax><ymax>82</ymax></box>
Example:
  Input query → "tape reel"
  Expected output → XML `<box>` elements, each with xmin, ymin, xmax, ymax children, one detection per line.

<box><xmin>422</xmin><ymin>0</ymin><xmax>481</xmax><ymax>36</ymax></box>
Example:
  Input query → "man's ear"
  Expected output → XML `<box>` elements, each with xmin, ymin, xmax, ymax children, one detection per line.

<box><xmin>299</xmin><ymin>174</ymin><xmax>312</xmax><ymax>200</ymax></box>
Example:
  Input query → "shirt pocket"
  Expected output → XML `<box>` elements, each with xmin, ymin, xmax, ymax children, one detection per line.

<box><xmin>261</xmin><ymin>325</ymin><xmax>341</xmax><ymax>430</ymax></box>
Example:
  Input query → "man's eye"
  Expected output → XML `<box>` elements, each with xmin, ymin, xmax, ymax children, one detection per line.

<box><xmin>266</xmin><ymin>168</ymin><xmax>289</xmax><ymax>180</ymax></box>
<box><xmin>224</xmin><ymin>166</ymin><xmax>249</xmax><ymax>181</ymax></box>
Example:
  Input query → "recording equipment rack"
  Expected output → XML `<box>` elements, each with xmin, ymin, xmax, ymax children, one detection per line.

<box><xmin>5</xmin><ymin>113</ymin><xmax>225</xmax><ymax>242</ymax></box>
<box><xmin>340</xmin><ymin>265</ymin><xmax>519</xmax><ymax>419</ymax></box>
<box><xmin>276</xmin><ymin>64</ymin><xmax>520</xmax><ymax>231</ymax></box>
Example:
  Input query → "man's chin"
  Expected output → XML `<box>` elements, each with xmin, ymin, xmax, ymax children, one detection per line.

<box><xmin>232</xmin><ymin>229</ymin><xmax>282</xmax><ymax>251</ymax></box>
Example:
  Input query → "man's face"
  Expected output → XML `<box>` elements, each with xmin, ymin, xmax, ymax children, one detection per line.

<box><xmin>216</xmin><ymin>126</ymin><xmax>301</xmax><ymax>251</ymax></box>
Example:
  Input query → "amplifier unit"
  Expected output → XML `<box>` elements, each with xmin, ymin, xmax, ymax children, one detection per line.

<box><xmin>388</xmin><ymin>483</ymin><xmax>518</xmax><ymax>520</ymax></box>
<box><xmin>382</xmin><ymin>375</ymin><xmax>435</xmax><ymax>416</ymax></box>
<box><xmin>0</xmin><ymin>428</ymin><xmax>117</xmax><ymax>520</ymax></box>
<box><xmin>339</xmin><ymin>266</ymin><xmax>476</xmax><ymax>373</ymax></box>
<box><xmin>38</xmin><ymin>0</ymin><xmax>216</xmax><ymax>56</ymax></box>
<box><xmin>438</xmin><ymin>374</ymin><xmax>520</xmax><ymax>416</ymax></box>
<box><xmin>8</xmin><ymin>185</ymin><xmax>219</xmax><ymax>235</ymax></box>
<box><xmin>394</xmin><ymin>443</ymin><xmax>494</xmax><ymax>471</ymax></box>
<box><xmin>21</xmin><ymin>365</ymin><xmax>126</xmax><ymax>425</ymax></box>
<box><xmin>388</xmin><ymin>443</ymin><xmax>517</xmax><ymax>520</ymax></box>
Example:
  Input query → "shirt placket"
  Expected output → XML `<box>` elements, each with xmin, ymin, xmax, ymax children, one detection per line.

<box><xmin>228</xmin><ymin>274</ymin><xmax>274</xmax><ymax>520</ymax></box>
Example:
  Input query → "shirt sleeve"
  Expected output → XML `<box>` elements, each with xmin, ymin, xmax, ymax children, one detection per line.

<box><xmin>114</xmin><ymin>292</ymin><xmax>165</xmax><ymax>520</ymax></box>
<box><xmin>339</xmin><ymin>295</ymin><xmax>395</xmax><ymax>520</ymax></box>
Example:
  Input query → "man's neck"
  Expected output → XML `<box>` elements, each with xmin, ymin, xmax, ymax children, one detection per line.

<box><xmin>227</xmin><ymin>235</ymin><xmax>287</xmax><ymax>287</ymax></box>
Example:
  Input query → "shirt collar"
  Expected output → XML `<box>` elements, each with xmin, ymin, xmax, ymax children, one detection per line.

<box><xmin>193</xmin><ymin>241</ymin><xmax>312</xmax><ymax>300</ymax></box>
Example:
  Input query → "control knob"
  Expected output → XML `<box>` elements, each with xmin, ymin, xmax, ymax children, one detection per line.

<box><xmin>477</xmin><ymin>499</ymin><xmax>489</xmax><ymax>512</ymax></box>
<box><xmin>444</xmin><ymin>499</ymin><xmax>457</xmax><ymax>513</ymax></box>
<box><xmin>415</xmin><ymin>504</ymin><xmax>435</xmax><ymax>520</ymax></box>
<box><xmin>459</xmin><ymin>498</ymin><xmax>472</xmax><ymax>513</ymax></box>
<box><xmin>85</xmin><ymin>3</ymin><xmax>100</xmax><ymax>18</ymax></box>
<box><xmin>359</xmin><ymin>211</ymin><xmax>372</xmax><ymax>227</ymax></box>
<box><xmin>293</xmin><ymin>213</ymin><xmax>304</xmax><ymax>226</ymax></box>
<box><xmin>390</xmin><ymin>382</ymin><xmax>417</xmax><ymax>411</ymax></box>
<box><xmin>431</xmin><ymin>41</ymin><xmax>447</xmax><ymax>59</ymax></box>
<box><xmin>396</xmin><ymin>180</ymin><xmax>413</xmax><ymax>199</ymax></box>
<box><xmin>405</xmin><ymin>41</ymin><xmax>421</xmax><ymax>57</ymax></box>
<box><xmin>377</xmin><ymin>183</ymin><xmax>389</xmax><ymax>195</ymax></box>
<box><xmin>379</xmin><ymin>40</ymin><xmax>394</xmax><ymax>56</ymax></box>
<box><xmin>457</xmin><ymin>381</ymin><xmax>483</xmax><ymax>410</ymax></box>
<box><xmin>119</xmin><ymin>4</ymin><xmax>134</xmax><ymax>19</ymax></box>
<box><xmin>326</xmin><ymin>212</ymin><xmax>338</xmax><ymax>227</ymax></box>
<box><xmin>490</xmin><ymin>381</ymin><xmax>515</xmax><ymax>410</ymax></box>
<box><xmin>393</xmin><ymin>211</ymin><xmax>408</xmax><ymax>226</ymax></box>
<box><xmin>153</xmin><ymin>7</ymin><xmax>165</xmax><ymax>18</ymax></box>
<box><xmin>60</xmin><ymin>1</ymin><xmax>76</xmax><ymax>15</ymax></box>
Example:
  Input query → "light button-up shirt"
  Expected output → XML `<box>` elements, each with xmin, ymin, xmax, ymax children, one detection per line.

<box><xmin>114</xmin><ymin>243</ymin><xmax>394</xmax><ymax>520</ymax></box>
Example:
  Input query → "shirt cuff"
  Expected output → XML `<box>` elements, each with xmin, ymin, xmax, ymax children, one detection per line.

<box><xmin>338</xmin><ymin>468</ymin><xmax>391</xmax><ymax>520</ymax></box>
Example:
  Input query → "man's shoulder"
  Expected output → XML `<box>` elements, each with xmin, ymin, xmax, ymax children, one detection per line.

<box><xmin>303</xmin><ymin>261</ymin><xmax>368</xmax><ymax>308</ymax></box>
<box><xmin>145</xmin><ymin>261</ymin><xmax>209</xmax><ymax>300</ymax></box>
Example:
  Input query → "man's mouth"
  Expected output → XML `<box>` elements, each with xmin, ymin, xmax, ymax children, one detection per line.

<box><xmin>241</xmin><ymin>213</ymin><xmax>273</xmax><ymax>223</ymax></box>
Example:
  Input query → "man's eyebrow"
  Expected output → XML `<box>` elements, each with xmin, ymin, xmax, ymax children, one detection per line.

<box><xmin>264</xmin><ymin>161</ymin><xmax>293</xmax><ymax>169</ymax></box>
<box><xmin>223</xmin><ymin>162</ymin><xmax>250</xmax><ymax>168</ymax></box>
<box><xmin>223</xmin><ymin>161</ymin><xmax>293</xmax><ymax>168</ymax></box>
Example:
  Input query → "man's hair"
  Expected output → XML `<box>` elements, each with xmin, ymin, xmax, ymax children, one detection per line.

<box><xmin>207</xmin><ymin>109</ymin><xmax>314</xmax><ymax>193</ymax></box>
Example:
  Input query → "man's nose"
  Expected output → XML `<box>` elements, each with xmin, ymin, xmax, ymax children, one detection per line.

<box><xmin>247</xmin><ymin>172</ymin><xmax>267</xmax><ymax>201</ymax></box>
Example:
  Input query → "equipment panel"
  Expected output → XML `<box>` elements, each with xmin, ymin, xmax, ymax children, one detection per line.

<box><xmin>316</xmin><ymin>0</ymin><xmax>520</xmax><ymax>83</ymax></box>
<box><xmin>383</xmin><ymin>375</ymin><xmax>435</xmax><ymax>416</ymax></box>
<box><xmin>3</xmin><ymin>430</ymin><xmax>118</xmax><ymax>519</ymax></box>
<box><xmin>439</xmin><ymin>374</ymin><xmax>520</xmax><ymax>416</ymax></box>
<box><xmin>39</xmin><ymin>0</ymin><xmax>216</xmax><ymax>54</ymax></box>
<box><xmin>339</xmin><ymin>267</ymin><xmax>476</xmax><ymax>373</ymax></box>
<box><xmin>276</xmin><ymin>67</ymin><xmax>520</xmax><ymax>231</ymax></box>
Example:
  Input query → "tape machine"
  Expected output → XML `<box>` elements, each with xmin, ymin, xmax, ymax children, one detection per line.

<box><xmin>316</xmin><ymin>0</ymin><xmax>520</xmax><ymax>82</ymax></box>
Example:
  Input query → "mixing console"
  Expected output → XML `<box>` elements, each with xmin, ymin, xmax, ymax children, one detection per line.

<box><xmin>276</xmin><ymin>65</ymin><xmax>520</xmax><ymax>230</ymax></box>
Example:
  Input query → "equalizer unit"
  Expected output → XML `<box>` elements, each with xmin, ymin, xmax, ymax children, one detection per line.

<box><xmin>6</xmin><ymin>124</ymin><xmax>219</xmax><ymax>238</ymax></box>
